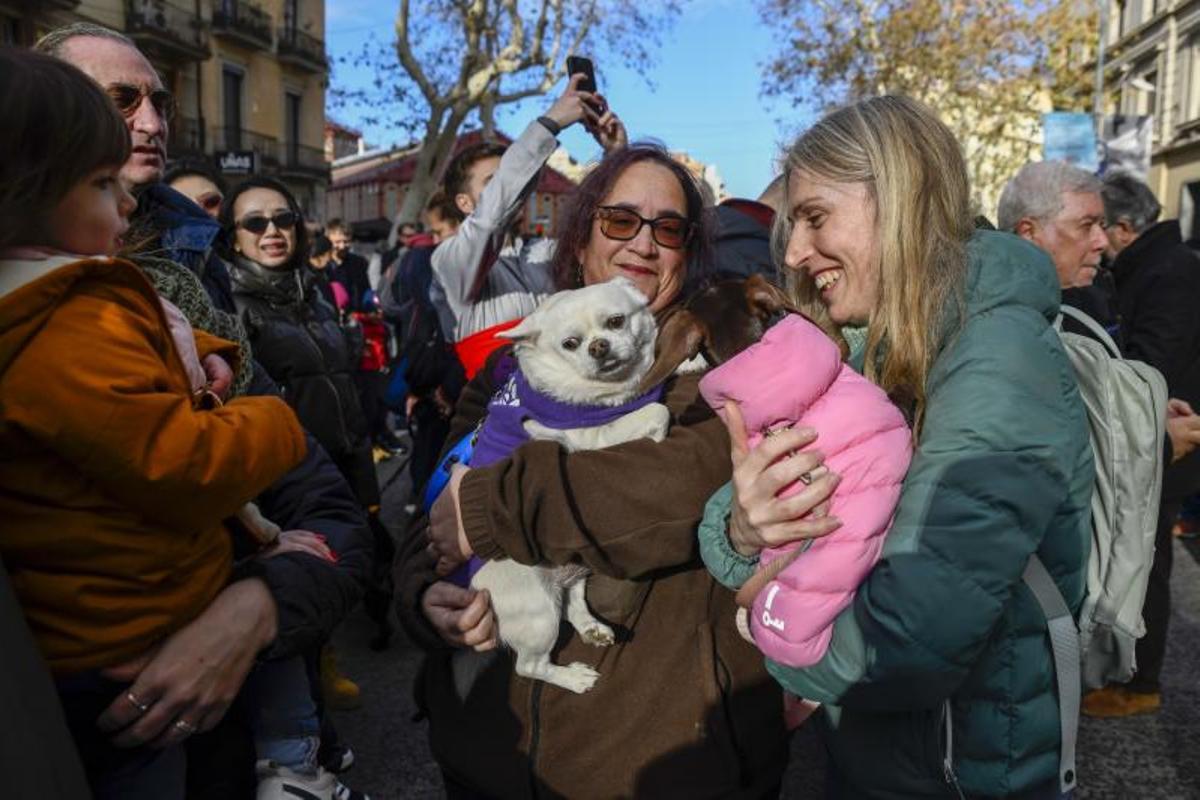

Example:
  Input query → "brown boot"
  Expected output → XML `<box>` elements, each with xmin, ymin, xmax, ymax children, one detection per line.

<box><xmin>1081</xmin><ymin>686</ymin><xmax>1161</xmax><ymax>718</ymax></box>
<box><xmin>320</xmin><ymin>645</ymin><xmax>361</xmax><ymax>710</ymax></box>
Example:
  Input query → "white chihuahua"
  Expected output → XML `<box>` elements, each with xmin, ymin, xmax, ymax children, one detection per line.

<box><xmin>466</xmin><ymin>277</ymin><xmax>670</xmax><ymax>694</ymax></box>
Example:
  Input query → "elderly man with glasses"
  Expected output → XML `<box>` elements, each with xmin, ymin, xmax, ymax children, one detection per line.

<box><xmin>429</xmin><ymin>72</ymin><xmax>628</xmax><ymax>378</ymax></box>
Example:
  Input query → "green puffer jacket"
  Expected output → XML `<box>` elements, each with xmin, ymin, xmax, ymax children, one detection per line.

<box><xmin>699</xmin><ymin>230</ymin><xmax>1093</xmax><ymax>798</ymax></box>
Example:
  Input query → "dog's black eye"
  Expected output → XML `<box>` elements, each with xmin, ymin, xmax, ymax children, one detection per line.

<box><xmin>561</xmin><ymin>337</ymin><xmax>581</xmax><ymax>351</ymax></box>
<box><xmin>605</xmin><ymin>314</ymin><xmax>625</xmax><ymax>330</ymax></box>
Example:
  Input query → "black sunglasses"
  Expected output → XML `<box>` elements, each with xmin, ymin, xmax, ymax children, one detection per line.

<box><xmin>595</xmin><ymin>206</ymin><xmax>693</xmax><ymax>249</ymax></box>
<box><xmin>106</xmin><ymin>84</ymin><xmax>176</xmax><ymax>122</ymax></box>
<box><xmin>237</xmin><ymin>211</ymin><xmax>300</xmax><ymax>234</ymax></box>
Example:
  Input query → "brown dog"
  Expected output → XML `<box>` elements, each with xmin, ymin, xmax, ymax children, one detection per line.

<box><xmin>640</xmin><ymin>273</ymin><xmax>804</xmax><ymax>389</ymax></box>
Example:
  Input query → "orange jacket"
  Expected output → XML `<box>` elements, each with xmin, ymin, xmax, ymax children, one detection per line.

<box><xmin>0</xmin><ymin>256</ymin><xmax>308</xmax><ymax>675</ymax></box>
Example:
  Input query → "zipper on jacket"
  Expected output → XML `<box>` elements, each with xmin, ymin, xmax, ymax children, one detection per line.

<box><xmin>941</xmin><ymin>699</ymin><xmax>966</xmax><ymax>800</ymax></box>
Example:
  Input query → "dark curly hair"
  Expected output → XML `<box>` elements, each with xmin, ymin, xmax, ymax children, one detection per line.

<box><xmin>550</xmin><ymin>143</ymin><xmax>713</xmax><ymax>294</ymax></box>
<box><xmin>218</xmin><ymin>176</ymin><xmax>310</xmax><ymax>272</ymax></box>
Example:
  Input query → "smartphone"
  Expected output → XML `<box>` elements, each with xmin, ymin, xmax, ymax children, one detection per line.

<box><xmin>566</xmin><ymin>55</ymin><xmax>597</xmax><ymax>94</ymax></box>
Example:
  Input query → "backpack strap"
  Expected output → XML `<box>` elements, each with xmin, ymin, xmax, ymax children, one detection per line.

<box><xmin>1058</xmin><ymin>304</ymin><xmax>1121</xmax><ymax>358</ymax></box>
<box><xmin>1023</xmin><ymin>554</ymin><xmax>1081</xmax><ymax>793</ymax></box>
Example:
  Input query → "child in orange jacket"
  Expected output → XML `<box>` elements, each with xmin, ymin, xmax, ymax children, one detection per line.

<box><xmin>0</xmin><ymin>49</ymin><xmax>319</xmax><ymax>799</ymax></box>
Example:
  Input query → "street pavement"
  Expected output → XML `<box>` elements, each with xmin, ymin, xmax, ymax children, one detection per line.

<box><xmin>330</xmin><ymin>455</ymin><xmax>1200</xmax><ymax>799</ymax></box>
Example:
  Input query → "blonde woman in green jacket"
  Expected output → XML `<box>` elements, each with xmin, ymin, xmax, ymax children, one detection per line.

<box><xmin>700</xmin><ymin>96</ymin><xmax>1092</xmax><ymax>798</ymax></box>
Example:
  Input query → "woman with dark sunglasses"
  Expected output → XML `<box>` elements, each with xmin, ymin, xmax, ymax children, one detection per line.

<box><xmin>219</xmin><ymin>177</ymin><xmax>379</xmax><ymax>514</ymax></box>
<box><xmin>396</xmin><ymin>144</ymin><xmax>794</xmax><ymax>798</ymax></box>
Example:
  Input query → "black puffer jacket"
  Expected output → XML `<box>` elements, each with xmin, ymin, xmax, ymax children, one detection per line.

<box><xmin>1112</xmin><ymin>220</ymin><xmax>1200</xmax><ymax>499</ymax></box>
<box><xmin>229</xmin><ymin>257</ymin><xmax>377</xmax><ymax>505</ymax></box>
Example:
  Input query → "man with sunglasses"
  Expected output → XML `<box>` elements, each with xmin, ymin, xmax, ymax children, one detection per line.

<box><xmin>36</xmin><ymin>23</ymin><xmax>237</xmax><ymax>315</ymax></box>
<box><xmin>429</xmin><ymin>72</ymin><xmax>628</xmax><ymax>378</ymax></box>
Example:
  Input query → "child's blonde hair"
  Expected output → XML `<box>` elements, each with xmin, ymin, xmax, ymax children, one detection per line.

<box><xmin>0</xmin><ymin>48</ymin><xmax>132</xmax><ymax>249</ymax></box>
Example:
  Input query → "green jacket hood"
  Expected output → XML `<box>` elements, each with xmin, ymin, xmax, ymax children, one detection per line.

<box><xmin>961</xmin><ymin>229</ymin><xmax>1060</xmax><ymax>326</ymax></box>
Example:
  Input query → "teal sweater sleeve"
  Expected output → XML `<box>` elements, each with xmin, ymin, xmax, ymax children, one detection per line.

<box><xmin>697</xmin><ymin>481</ymin><xmax>759</xmax><ymax>590</ymax></box>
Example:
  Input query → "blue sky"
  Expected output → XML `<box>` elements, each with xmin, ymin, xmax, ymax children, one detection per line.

<box><xmin>325</xmin><ymin>0</ymin><xmax>814</xmax><ymax>198</ymax></box>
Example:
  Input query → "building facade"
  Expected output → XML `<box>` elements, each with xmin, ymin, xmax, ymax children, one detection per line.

<box><xmin>327</xmin><ymin>130</ymin><xmax>579</xmax><ymax>242</ymax></box>
<box><xmin>1102</xmin><ymin>0</ymin><xmax>1200</xmax><ymax>237</ymax></box>
<box><xmin>2</xmin><ymin>0</ymin><xmax>329</xmax><ymax>217</ymax></box>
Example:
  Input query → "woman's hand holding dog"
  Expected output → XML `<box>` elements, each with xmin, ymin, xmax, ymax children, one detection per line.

<box><xmin>428</xmin><ymin>464</ymin><xmax>472</xmax><ymax>575</ymax></box>
<box><xmin>422</xmin><ymin>583</ymin><xmax>498</xmax><ymax>651</ymax></box>
<box><xmin>723</xmin><ymin>400</ymin><xmax>842</xmax><ymax>558</ymax></box>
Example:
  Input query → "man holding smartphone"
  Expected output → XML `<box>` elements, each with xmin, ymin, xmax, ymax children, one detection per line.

<box><xmin>429</xmin><ymin>66</ymin><xmax>627</xmax><ymax>377</ymax></box>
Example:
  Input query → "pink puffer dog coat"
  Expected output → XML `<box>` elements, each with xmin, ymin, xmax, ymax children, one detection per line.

<box><xmin>699</xmin><ymin>314</ymin><xmax>913</xmax><ymax>667</ymax></box>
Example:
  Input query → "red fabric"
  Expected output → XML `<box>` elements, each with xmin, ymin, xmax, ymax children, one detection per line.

<box><xmin>453</xmin><ymin>318</ymin><xmax>523</xmax><ymax>379</ymax></box>
<box><xmin>355</xmin><ymin>314</ymin><xmax>390</xmax><ymax>371</ymax></box>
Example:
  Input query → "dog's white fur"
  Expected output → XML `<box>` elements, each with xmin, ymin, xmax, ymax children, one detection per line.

<box><xmin>470</xmin><ymin>278</ymin><xmax>670</xmax><ymax>693</ymax></box>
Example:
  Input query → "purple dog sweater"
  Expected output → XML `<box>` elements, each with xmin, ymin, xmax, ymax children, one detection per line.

<box><xmin>448</xmin><ymin>368</ymin><xmax>665</xmax><ymax>587</ymax></box>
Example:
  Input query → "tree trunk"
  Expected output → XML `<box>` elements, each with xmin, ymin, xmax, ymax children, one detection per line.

<box><xmin>395</xmin><ymin>104</ymin><xmax>471</xmax><ymax>225</ymax></box>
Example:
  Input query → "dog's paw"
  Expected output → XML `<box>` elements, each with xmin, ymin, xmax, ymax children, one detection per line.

<box><xmin>580</xmin><ymin>622</ymin><xmax>616</xmax><ymax>647</ymax></box>
<box><xmin>640</xmin><ymin>402</ymin><xmax>671</xmax><ymax>442</ymax></box>
<box><xmin>556</xmin><ymin>662</ymin><xmax>601</xmax><ymax>694</ymax></box>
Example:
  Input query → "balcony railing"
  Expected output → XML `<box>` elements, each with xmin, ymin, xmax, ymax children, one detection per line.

<box><xmin>277</xmin><ymin>26</ymin><xmax>327</xmax><ymax>73</ymax></box>
<box><xmin>213</xmin><ymin>127</ymin><xmax>279</xmax><ymax>168</ymax></box>
<box><xmin>169</xmin><ymin>115</ymin><xmax>206</xmax><ymax>159</ymax></box>
<box><xmin>125</xmin><ymin>0</ymin><xmax>209</xmax><ymax>61</ymax></box>
<box><xmin>281</xmin><ymin>143</ymin><xmax>330</xmax><ymax>179</ymax></box>
<box><xmin>211</xmin><ymin>0</ymin><xmax>273</xmax><ymax>51</ymax></box>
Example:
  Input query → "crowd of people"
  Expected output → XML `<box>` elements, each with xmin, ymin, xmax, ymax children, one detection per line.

<box><xmin>4</xmin><ymin>19</ymin><xmax>1200</xmax><ymax>800</ymax></box>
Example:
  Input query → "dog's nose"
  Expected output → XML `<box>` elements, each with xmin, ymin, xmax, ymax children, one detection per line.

<box><xmin>588</xmin><ymin>338</ymin><xmax>610</xmax><ymax>360</ymax></box>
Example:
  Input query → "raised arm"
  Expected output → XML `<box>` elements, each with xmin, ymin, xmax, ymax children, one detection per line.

<box><xmin>431</xmin><ymin>74</ymin><xmax>624</xmax><ymax>318</ymax></box>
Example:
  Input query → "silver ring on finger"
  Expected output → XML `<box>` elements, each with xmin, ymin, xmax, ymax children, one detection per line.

<box><xmin>798</xmin><ymin>472</ymin><xmax>813</xmax><ymax>485</ymax></box>
<box><xmin>125</xmin><ymin>691</ymin><xmax>150</xmax><ymax>715</ymax></box>
<box><xmin>173</xmin><ymin>719</ymin><xmax>198</xmax><ymax>736</ymax></box>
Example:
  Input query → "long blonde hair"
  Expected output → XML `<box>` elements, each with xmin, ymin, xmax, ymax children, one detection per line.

<box><xmin>773</xmin><ymin>95</ymin><xmax>973</xmax><ymax>435</ymax></box>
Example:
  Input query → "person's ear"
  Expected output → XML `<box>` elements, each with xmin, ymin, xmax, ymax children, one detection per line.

<box><xmin>1013</xmin><ymin>217</ymin><xmax>1038</xmax><ymax>243</ymax></box>
<box><xmin>455</xmin><ymin>193</ymin><xmax>475</xmax><ymax>216</ymax></box>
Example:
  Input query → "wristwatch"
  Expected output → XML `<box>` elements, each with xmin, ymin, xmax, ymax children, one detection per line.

<box><xmin>536</xmin><ymin>115</ymin><xmax>562</xmax><ymax>136</ymax></box>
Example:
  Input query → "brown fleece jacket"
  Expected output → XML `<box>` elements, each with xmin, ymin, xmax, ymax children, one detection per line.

<box><xmin>396</xmin><ymin>348</ymin><xmax>787</xmax><ymax>799</ymax></box>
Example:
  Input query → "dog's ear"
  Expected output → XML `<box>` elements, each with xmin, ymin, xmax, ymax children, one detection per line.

<box><xmin>498</xmin><ymin>314</ymin><xmax>540</xmax><ymax>342</ymax></box>
<box><xmin>744</xmin><ymin>273</ymin><xmax>800</xmax><ymax>320</ymax></box>
<box><xmin>637</xmin><ymin>308</ymin><xmax>708</xmax><ymax>394</ymax></box>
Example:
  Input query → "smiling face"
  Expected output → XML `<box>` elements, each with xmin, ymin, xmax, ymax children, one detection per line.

<box><xmin>43</xmin><ymin>165</ymin><xmax>136</xmax><ymax>256</ymax></box>
<box><xmin>783</xmin><ymin>170</ymin><xmax>881</xmax><ymax>325</ymax></box>
<box><xmin>59</xmin><ymin>36</ymin><xmax>168</xmax><ymax>189</ymax></box>
<box><xmin>578</xmin><ymin>161</ymin><xmax>688</xmax><ymax>313</ymax></box>
<box><xmin>232</xmin><ymin>187</ymin><xmax>297</xmax><ymax>269</ymax></box>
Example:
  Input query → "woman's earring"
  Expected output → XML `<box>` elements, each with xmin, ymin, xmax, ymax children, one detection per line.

<box><xmin>575</xmin><ymin>263</ymin><xmax>584</xmax><ymax>286</ymax></box>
